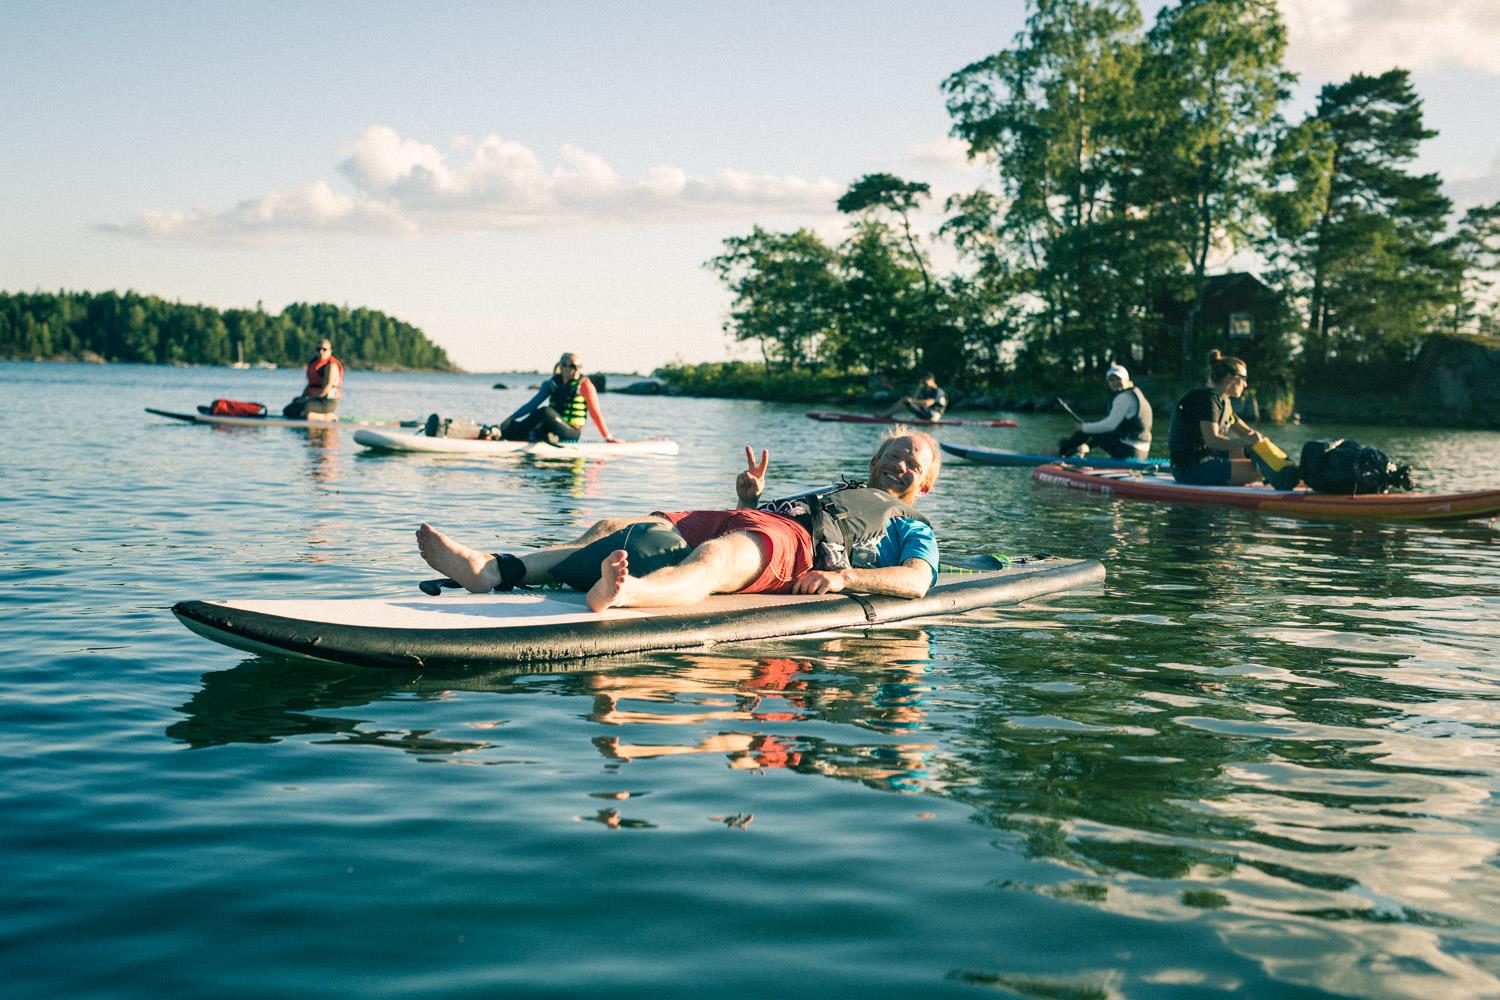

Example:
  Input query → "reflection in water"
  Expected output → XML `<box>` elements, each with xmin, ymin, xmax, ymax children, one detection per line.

<box><xmin>303</xmin><ymin>426</ymin><xmax>341</xmax><ymax>483</ymax></box>
<box><xmin>162</xmin><ymin>477</ymin><xmax>1500</xmax><ymax>998</ymax></box>
<box><xmin>526</xmin><ymin>454</ymin><xmax>605</xmax><ymax>499</ymax></box>
<box><xmin>583</xmin><ymin>632</ymin><xmax>935</xmax><ymax>789</ymax></box>
<box><xmin>170</xmin><ymin>629</ymin><xmax>939</xmax><ymax>792</ymax></box>
<box><xmin>24</xmin><ymin>366</ymin><xmax>1500</xmax><ymax>999</ymax></box>
<box><xmin>938</xmin><ymin>508</ymin><xmax>1500</xmax><ymax>999</ymax></box>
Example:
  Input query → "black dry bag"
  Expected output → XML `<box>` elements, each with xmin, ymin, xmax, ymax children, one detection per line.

<box><xmin>1298</xmin><ymin>438</ymin><xmax>1413</xmax><ymax>494</ymax></box>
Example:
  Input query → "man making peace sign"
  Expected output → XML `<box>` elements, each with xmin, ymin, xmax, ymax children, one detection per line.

<box><xmin>415</xmin><ymin>431</ymin><xmax>943</xmax><ymax>613</ymax></box>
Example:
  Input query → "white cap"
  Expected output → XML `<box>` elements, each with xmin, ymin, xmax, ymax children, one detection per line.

<box><xmin>1106</xmin><ymin>363</ymin><xmax>1130</xmax><ymax>382</ymax></box>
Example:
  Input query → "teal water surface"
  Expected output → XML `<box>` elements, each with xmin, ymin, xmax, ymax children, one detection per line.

<box><xmin>4</xmin><ymin>362</ymin><xmax>1500</xmax><ymax>999</ymax></box>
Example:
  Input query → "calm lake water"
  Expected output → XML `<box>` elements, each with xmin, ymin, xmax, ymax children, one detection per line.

<box><xmin>4</xmin><ymin>361</ymin><xmax>1500</xmax><ymax>999</ymax></box>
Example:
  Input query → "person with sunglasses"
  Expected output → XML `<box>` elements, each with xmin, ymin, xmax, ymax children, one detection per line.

<box><xmin>421</xmin><ymin>353</ymin><xmax>618</xmax><ymax>443</ymax></box>
<box><xmin>282</xmin><ymin>339</ymin><xmax>343</xmax><ymax>421</ymax></box>
<box><xmin>1167</xmin><ymin>349</ymin><xmax>1296</xmax><ymax>487</ymax></box>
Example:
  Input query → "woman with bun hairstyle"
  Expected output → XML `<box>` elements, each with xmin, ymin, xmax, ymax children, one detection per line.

<box><xmin>1166</xmin><ymin>350</ymin><xmax>1297</xmax><ymax>487</ymax></box>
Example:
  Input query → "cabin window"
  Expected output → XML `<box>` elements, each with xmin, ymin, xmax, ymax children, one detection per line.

<box><xmin>1228</xmin><ymin>311</ymin><xmax>1254</xmax><ymax>339</ymax></box>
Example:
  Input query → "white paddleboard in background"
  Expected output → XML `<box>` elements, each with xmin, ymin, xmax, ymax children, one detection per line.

<box><xmin>353</xmin><ymin>428</ymin><xmax>680</xmax><ymax>457</ymax></box>
<box><xmin>146</xmin><ymin>407</ymin><xmax>415</xmax><ymax>430</ymax></box>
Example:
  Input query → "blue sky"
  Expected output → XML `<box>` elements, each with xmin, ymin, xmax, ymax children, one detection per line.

<box><xmin>5</xmin><ymin>1</ymin><xmax>1499</xmax><ymax>372</ymax></box>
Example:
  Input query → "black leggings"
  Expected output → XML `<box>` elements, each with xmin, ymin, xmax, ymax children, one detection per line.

<box><xmin>283</xmin><ymin>396</ymin><xmax>338</xmax><ymax>419</ymax></box>
<box><xmin>502</xmin><ymin>407</ymin><xmax>582</xmax><ymax>442</ymax></box>
<box><xmin>1059</xmin><ymin>430</ymin><xmax>1141</xmax><ymax>460</ymax></box>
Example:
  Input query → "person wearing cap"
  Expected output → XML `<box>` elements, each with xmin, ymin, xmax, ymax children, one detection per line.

<box><xmin>1058</xmin><ymin>363</ymin><xmax>1153</xmax><ymax>461</ymax></box>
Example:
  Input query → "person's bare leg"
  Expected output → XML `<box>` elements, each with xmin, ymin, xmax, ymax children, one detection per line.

<box><xmin>588</xmin><ymin>531</ymin><xmax>768</xmax><ymax>612</ymax></box>
<box><xmin>416</xmin><ymin>523</ymin><xmax>499</xmax><ymax>592</ymax></box>
<box><xmin>418</xmin><ymin>516</ymin><xmax>673</xmax><ymax>592</ymax></box>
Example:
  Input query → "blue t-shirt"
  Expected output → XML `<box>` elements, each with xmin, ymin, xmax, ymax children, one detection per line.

<box><xmin>853</xmin><ymin>517</ymin><xmax>939</xmax><ymax>585</ymax></box>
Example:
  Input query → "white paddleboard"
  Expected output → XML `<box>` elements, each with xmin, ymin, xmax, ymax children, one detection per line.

<box><xmin>174</xmin><ymin>557</ymin><xmax>1105</xmax><ymax>669</ymax></box>
<box><xmin>353</xmin><ymin>428</ymin><xmax>680</xmax><ymax>457</ymax></box>
<box><xmin>147</xmin><ymin>408</ymin><xmax>414</xmax><ymax>430</ymax></box>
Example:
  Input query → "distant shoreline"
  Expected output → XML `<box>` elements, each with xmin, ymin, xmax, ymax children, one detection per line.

<box><xmin>650</xmin><ymin>361</ymin><xmax>1500</xmax><ymax>432</ymax></box>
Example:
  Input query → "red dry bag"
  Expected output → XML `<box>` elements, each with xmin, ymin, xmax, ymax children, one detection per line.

<box><xmin>207</xmin><ymin>399</ymin><xmax>268</xmax><ymax>417</ymax></box>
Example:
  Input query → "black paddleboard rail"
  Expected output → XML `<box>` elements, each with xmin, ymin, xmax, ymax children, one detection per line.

<box><xmin>174</xmin><ymin>558</ymin><xmax>1105</xmax><ymax>671</ymax></box>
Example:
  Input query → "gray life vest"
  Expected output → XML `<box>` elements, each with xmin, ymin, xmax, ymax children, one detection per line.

<box><xmin>759</xmin><ymin>482</ymin><xmax>930</xmax><ymax>571</ymax></box>
<box><xmin>1117</xmin><ymin>386</ymin><xmax>1152</xmax><ymax>442</ymax></box>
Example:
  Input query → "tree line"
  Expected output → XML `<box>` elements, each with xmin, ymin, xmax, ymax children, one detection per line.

<box><xmin>708</xmin><ymin>0</ymin><xmax>1500</xmax><ymax>405</ymax></box>
<box><xmin>0</xmin><ymin>290</ymin><xmax>457</xmax><ymax>371</ymax></box>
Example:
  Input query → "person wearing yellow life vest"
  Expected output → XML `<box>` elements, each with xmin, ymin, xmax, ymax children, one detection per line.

<box><xmin>498</xmin><ymin>353</ymin><xmax>616</xmax><ymax>444</ymax></box>
<box><xmin>283</xmin><ymin>339</ymin><xmax>343</xmax><ymax>420</ymax></box>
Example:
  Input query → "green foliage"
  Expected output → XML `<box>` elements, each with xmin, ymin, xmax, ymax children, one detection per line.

<box><xmin>653</xmin><ymin>361</ymin><xmax>870</xmax><ymax>403</ymax></box>
<box><xmin>705</xmin><ymin>227</ymin><xmax>842</xmax><ymax>371</ymax></box>
<box><xmin>1139</xmin><ymin>0</ymin><xmax>1292</xmax><ymax>371</ymax></box>
<box><xmin>701</xmin><ymin>1</ymin><xmax>1487</xmax><ymax>411</ymax></box>
<box><xmin>1443</xmin><ymin>201</ymin><xmax>1500</xmax><ymax>336</ymax></box>
<box><xmin>0</xmin><ymin>290</ymin><xmax>458</xmax><ymax>370</ymax></box>
<box><xmin>944</xmin><ymin>0</ymin><xmax>1151</xmax><ymax>375</ymax></box>
<box><xmin>1267</xmin><ymin>70</ymin><xmax>1462</xmax><ymax>375</ymax></box>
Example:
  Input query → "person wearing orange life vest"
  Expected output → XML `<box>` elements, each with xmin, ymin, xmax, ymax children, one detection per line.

<box><xmin>282</xmin><ymin>339</ymin><xmax>343</xmax><ymax>421</ymax></box>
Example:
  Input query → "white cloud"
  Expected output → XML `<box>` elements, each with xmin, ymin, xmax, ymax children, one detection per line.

<box><xmin>909</xmin><ymin>136</ymin><xmax>979</xmax><ymax>171</ymax></box>
<box><xmin>1280</xmin><ymin>0</ymin><xmax>1500</xmax><ymax>79</ymax></box>
<box><xmin>107</xmin><ymin>126</ymin><xmax>843</xmax><ymax>243</ymax></box>
<box><xmin>1446</xmin><ymin>154</ymin><xmax>1500</xmax><ymax>212</ymax></box>
<box><xmin>101</xmin><ymin>181</ymin><xmax>415</xmax><ymax>242</ymax></box>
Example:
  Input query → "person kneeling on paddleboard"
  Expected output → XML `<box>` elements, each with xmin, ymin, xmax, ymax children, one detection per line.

<box><xmin>1167</xmin><ymin>350</ymin><xmax>1299</xmax><ymax>489</ymax></box>
<box><xmin>415</xmin><ymin>431</ymin><xmax>942</xmax><ymax>613</ymax></box>
<box><xmin>1059</xmin><ymin>363</ymin><xmax>1152</xmax><ymax>461</ymax></box>
<box><xmin>282</xmin><ymin>339</ymin><xmax>343</xmax><ymax>421</ymax></box>
<box><xmin>880</xmin><ymin>373</ymin><xmax>947</xmax><ymax>422</ymax></box>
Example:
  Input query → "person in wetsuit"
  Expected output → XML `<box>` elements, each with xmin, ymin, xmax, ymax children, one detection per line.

<box><xmin>498</xmin><ymin>353</ymin><xmax>615</xmax><ymax>444</ymax></box>
<box><xmin>881</xmin><ymin>374</ymin><xmax>947</xmax><ymax>421</ymax></box>
<box><xmin>1058</xmin><ymin>363</ymin><xmax>1153</xmax><ymax>460</ymax></box>
<box><xmin>1168</xmin><ymin>349</ymin><xmax>1290</xmax><ymax>486</ymax></box>
<box><xmin>282</xmin><ymin>339</ymin><xmax>342</xmax><ymax>420</ymax></box>
<box><xmin>422</xmin><ymin>352</ymin><xmax>618</xmax><ymax>442</ymax></box>
<box><xmin>414</xmin><ymin>431</ymin><xmax>942</xmax><ymax>614</ymax></box>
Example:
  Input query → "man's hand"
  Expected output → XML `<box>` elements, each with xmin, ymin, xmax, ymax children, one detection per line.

<box><xmin>790</xmin><ymin>569</ymin><xmax>846</xmax><ymax>595</ymax></box>
<box><xmin>737</xmin><ymin>447</ymin><xmax>769</xmax><ymax>507</ymax></box>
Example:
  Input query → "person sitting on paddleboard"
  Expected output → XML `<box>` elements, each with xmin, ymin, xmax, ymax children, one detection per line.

<box><xmin>497</xmin><ymin>352</ymin><xmax>616</xmax><ymax>444</ymax></box>
<box><xmin>415</xmin><ymin>431</ymin><xmax>942</xmax><ymax>613</ymax></box>
<box><xmin>1058</xmin><ymin>363</ymin><xmax>1152</xmax><ymax>461</ymax></box>
<box><xmin>881</xmin><ymin>374</ymin><xmax>947</xmax><ymax>422</ymax></box>
<box><xmin>1168</xmin><ymin>350</ymin><xmax>1297</xmax><ymax>488</ymax></box>
<box><xmin>282</xmin><ymin>339</ymin><xmax>342</xmax><ymax>421</ymax></box>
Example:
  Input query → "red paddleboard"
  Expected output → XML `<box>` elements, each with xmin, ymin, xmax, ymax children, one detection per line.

<box><xmin>1031</xmin><ymin>464</ymin><xmax>1500</xmax><ymax>523</ymax></box>
<box><xmin>806</xmin><ymin>411</ymin><xmax>1018</xmax><ymax>428</ymax></box>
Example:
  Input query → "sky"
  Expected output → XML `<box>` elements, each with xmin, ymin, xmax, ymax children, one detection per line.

<box><xmin>5</xmin><ymin>0</ymin><xmax>1500</xmax><ymax>373</ymax></box>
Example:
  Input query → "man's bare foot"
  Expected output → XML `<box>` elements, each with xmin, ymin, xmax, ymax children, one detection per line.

<box><xmin>586</xmin><ymin>549</ymin><xmax>632</xmax><ymax>612</ymax></box>
<box><xmin>415</xmin><ymin>523</ymin><xmax>499</xmax><ymax>593</ymax></box>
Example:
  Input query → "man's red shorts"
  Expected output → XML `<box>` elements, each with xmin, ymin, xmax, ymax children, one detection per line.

<box><xmin>658</xmin><ymin>509</ymin><xmax>814</xmax><ymax>594</ymax></box>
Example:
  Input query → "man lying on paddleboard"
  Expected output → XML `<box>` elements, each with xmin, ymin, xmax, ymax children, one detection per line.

<box><xmin>416</xmin><ymin>431</ymin><xmax>942</xmax><ymax>613</ymax></box>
